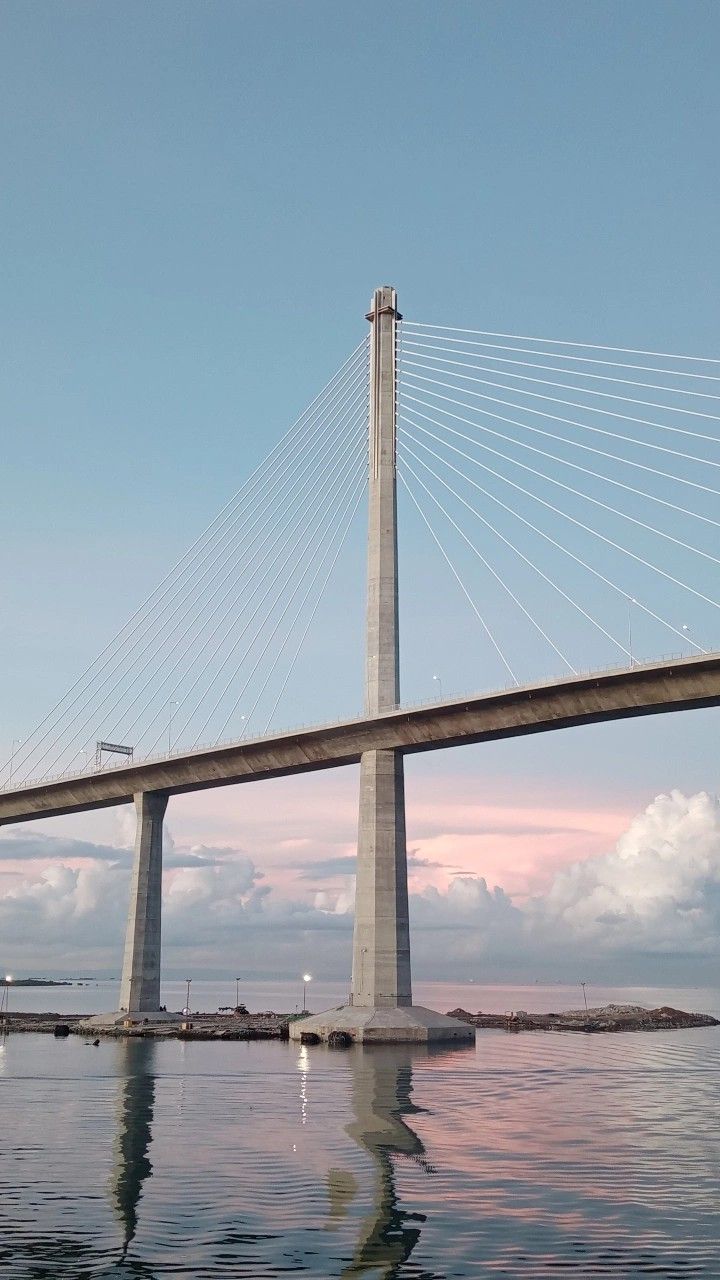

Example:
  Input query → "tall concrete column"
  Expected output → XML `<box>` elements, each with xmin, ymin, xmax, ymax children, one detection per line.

<box><xmin>351</xmin><ymin>285</ymin><xmax>412</xmax><ymax>1008</ymax></box>
<box><xmin>289</xmin><ymin>287</ymin><xmax>473</xmax><ymax>1043</ymax></box>
<box><xmin>119</xmin><ymin>790</ymin><xmax>167</xmax><ymax>1013</ymax></box>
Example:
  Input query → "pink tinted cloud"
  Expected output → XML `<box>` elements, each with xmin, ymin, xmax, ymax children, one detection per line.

<box><xmin>1</xmin><ymin>762</ymin><xmax>633</xmax><ymax>910</ymax></box>
<box><xmin>164</xmin><ymin>766</ymin><xmax>633</xmax><ymax>901</ymax></box>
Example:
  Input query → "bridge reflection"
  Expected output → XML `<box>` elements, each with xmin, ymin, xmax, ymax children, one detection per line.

<box><xmin>106</xmin><ymin>1037</ymin><xmax>462</xmax><ymax>1277</ymax></box>
<box><xmin>109</xmin><ymin>1038</ymin><xmax>156</xmax><ymax>1262</ymax></box>
<box><xmin>329</xmin><ymin>1045</ymin><xmax>464</xmax><ymax>1279</ymax></box>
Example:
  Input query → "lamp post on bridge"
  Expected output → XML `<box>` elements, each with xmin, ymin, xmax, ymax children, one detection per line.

<box><xmin>8</xmin><ymin>740</ymin><xmax>20</xmax><ymax>785</ymax></box>
<box><xmin>627</xmin><ymin>597</ymin><xmax>636</xmax><ymax>667</ymax></box>
<box><xmin>168</xmin><ymin>701</ymin><xmax>179</xmax><ymax>755</ymax></box>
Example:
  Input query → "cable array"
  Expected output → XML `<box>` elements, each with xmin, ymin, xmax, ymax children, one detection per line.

<box><xmin>5</xmin><ymin>314</ymin><xmax>719</xmax><ymax>789</ymax></box>
<box><xmin>398</xmin><ymin>320</ymin><xmax>719</xmax><ymax>686</ymax></box>
<box><xmin>4</xmin><ymin>339</ymin><xmax>369</xmax><ymax>786</ymax></box>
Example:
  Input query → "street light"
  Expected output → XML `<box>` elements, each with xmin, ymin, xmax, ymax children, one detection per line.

<box><xmin>432</xmin><ymin>674</ymin><xmax>443</xmax><ymax>700</ymax></box>
<box><xmin>8</xmin><ymin>740</ymin><xmax>20</xmax><ymax>785</ymax></box>
<box><xmin>302</xmin><ymin>973</ymin><xmax>312</xmax><ymax>1013</ymax></box>
<box><xmin>627</xmin><ymin>598</ymin><xmax>636</xmax><ymax>667</ymax></box>
<box><xmin>235</xmin><ymin>976</ymin><xmax>241</xmax><ymax>1011</ymax></box>
<box><xmin>168</xmin><ymin>701</ymin><xmax>179</xmax><ymax>754</ymax></box>
<box><xmin>1</xmin><ymin>974</ymin><xmax>12</xmax><ymax>1022</ymax></box>
<box><xmin>682</xmin><ymin>623</ymin><xmax>704</xmax><ymax>653</ymax></box>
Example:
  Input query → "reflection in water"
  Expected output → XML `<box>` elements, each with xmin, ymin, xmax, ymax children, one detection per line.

<box><xmin>110</xmin><ymin>1038</ymin><xmax>156</xmax><ymax>1261</ymax></box>
<box><xmin>5</xmin><ymin>1029</ymin><xmax>720</xmax><ymax>1277</ymax></box>
<box><xmin>335</xmin><ymin>1046</ymin><xmax>452</xmax><ymax>1279</ymax></box>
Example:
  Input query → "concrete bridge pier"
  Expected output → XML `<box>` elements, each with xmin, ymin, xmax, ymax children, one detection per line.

<box><xmin>351</xmin><ymin>747</ymin><xmax>411</xmax><ymax>1008</ymax></box>
<box><xmin>118</xmin><ymin>790</ymin><xmax>168</xmax><ymax>1014</ymax></box>
<box><xmin>290</xmin><ymin>286</ymin><xmax>473</xmax><ymax>1045</ymax></box>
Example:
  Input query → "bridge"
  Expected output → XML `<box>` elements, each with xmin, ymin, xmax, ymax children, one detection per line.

<box><xmin>2</xmin><ymin>654</ymin><xmax>720</xmax><ymax>825</ymax></box>
<box><xmin>2</xmin><ymin>285</ymin><xmax>718</xmax><ymax>1041</ymax></box>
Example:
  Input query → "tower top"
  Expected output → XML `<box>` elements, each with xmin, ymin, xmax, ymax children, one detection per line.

<box><xmin>366</xmin><ymin>285</ymin><xmax>402</xmax><ymax>322</ymax></box>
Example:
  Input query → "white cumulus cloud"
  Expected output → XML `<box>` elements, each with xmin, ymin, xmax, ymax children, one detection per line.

<box><xmin>536</xmin><ymin>789</ymin><xmax>720</xmax><ymax>954</ymax></box>
<box><xmin>2</xmin><ymin>789</ymin><xmax>720</xmax><ymax>982</ymax></box>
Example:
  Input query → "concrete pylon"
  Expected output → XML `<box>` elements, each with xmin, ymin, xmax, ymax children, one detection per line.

<box><xmin>351</xmin><ymin>285</ymin><xmax>411</xmax><ymax>1008</ymax></box>
<box><xmin>290</xmin><ymin>287</ymin><xmax>473</xmax><ymax>1045</ymax></box>
<box><xmin>119</xmin><ymin>791</ymin><xmax>167</xmax><ymax>1013</ymax></box>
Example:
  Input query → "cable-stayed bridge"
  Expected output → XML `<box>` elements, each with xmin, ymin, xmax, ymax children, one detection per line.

<box><xmin>2</xmin><ymin>655</ymin><xmax>720</xmax><ymax>825</ymax></box>
<box><xmin>2</xmin><ymin>286</ymin><xmax>719</xmax><ymax>1041</ymax></box>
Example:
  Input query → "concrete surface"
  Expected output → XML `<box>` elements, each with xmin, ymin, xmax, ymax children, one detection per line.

<box><xmin>118</xmin><ymin>791</ymin><xmax>167</xmax><ymax>1013</ymax></box>
<box><xmin>351</xmin><ymin>286</ymin><xmax>412</xmax><ymax>1010</ymax></box>
<box><xmin>79</xmin><ymin>1010</ymin><xmax>182</xmax><ymax>1031</ymax></box>
<box><xmin>2</xmin><ymin>653</ymin><xmax>719</xmax><ymax>825</ymax></box>
<box><xmin>288</xmin><ymin>1003</ymin><xmax>476</xmax><ymax>1044</ymax></box>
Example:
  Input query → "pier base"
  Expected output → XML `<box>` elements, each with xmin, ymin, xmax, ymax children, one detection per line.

<box><xmin>288</xmin><ymin>1004</ymin><xmax>475</xmax><ymax>1045</ymax></box>
<box><xmin>79</xmin><ymin>1011</ymin><xmax>182</xmax><ymax>1032</ymax></box>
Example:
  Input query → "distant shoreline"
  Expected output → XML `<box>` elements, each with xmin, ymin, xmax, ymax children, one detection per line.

<box><xmin>1</xmin><ymin>978</ymin><xmax>75</xmax><ymax>987</ymax></box>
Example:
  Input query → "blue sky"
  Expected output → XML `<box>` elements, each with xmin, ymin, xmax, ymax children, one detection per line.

<box><xmin>2</xmin><ymin>0</ymin><xmax>718</xmax><ymax>736</ymax></box>
<box><xmin>2</xmin><ymin>2</ymin><xmax>720</xmax><ymax>980</ymax></box>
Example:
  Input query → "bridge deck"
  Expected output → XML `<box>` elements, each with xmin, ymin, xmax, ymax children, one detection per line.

<box><xmin>1</xmin><ymin>653</ymin><xmax>719</xmax><ymax>825</ymax></box>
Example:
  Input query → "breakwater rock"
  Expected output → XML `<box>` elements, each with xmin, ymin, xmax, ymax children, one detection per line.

<box><xmin>2</xmin><ymin>1013</ymin><xmax>86</xmax><ymax>1034</ymax></box>
<box><xmin>447</xmin><ymin>1003</ymin><xmax>720</xmax><ymax>1033</ymax></box>
<box><xmin>1</xmin><ymin>1011</ymin><xmax>294</xmax><ymax>1040</ymax></box>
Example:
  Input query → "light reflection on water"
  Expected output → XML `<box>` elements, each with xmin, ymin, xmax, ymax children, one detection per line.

<box><xmin>1</xmin><ymin>1026</ymin><xmax>719</xmax><ymax>1277</ymax></box>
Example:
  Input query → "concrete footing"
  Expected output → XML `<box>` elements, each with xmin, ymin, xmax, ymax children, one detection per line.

<box><xmin>79</xmin><ymin>1011</ymin><xmax>182</xmax><ymax>1032</ymax></box>
<box><xmin>288</xmin><ymin>1004</ymin><xmax>475</xmax><ymax>1045</ymax></box>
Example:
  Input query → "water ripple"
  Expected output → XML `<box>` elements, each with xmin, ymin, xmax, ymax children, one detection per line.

<box><xmin>1</xmin><ymin>1027</ymin><xmax>719</xmax><ymax>1277</ymax></box>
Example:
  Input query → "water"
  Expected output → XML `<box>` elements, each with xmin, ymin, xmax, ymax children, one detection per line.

<box><xmin>2</xmin><ymin>988</ymin><xmax>719</xmax><ymax>1278</ymax></box>
<box><xmin>7</xmin><ymin>977</ymin><xmax>720</xmax><ymax>1018</ymax></box>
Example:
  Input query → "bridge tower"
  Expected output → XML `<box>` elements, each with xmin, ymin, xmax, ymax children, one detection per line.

<box><xmin>84</xmin><ymin>283</ymin><xmax>473</xmax><ymax>1038</ymax></box>
<box><xmin>290</xmin><ymin>287</ymin><xmax>473</xmax><ymax>1043</ymax></box>
<box><xmin>350</xmin><ymin>285</ymin><xmax>411</xmax><ymax>1009</ymax></box>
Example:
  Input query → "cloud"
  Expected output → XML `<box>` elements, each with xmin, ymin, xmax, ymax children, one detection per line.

<box><xmin>306</xmin><ymin>789</ymin><xmax>720</xmax><ymax>980</ymax></box>
<box><xmin>405</xmin><ymin>790</ymin><xmax>720</xmax><ymax>979</ymax></box>
<box><xmin>294</xmin><ymin>852</ymin><xmax>445</xmax><ymax>879</ymax></box>
<box><xmin>535</xmin><ymin>789</ymin><xmax>720</xmax><ymax>956</ymax></box>
<box><xmin>412</xmin><ymin>876</ymin><xmax>519</xmax><ymax>930</ymax></box>
<box><xmin>165</xmin><ymin>844</ymin><xmax>246</xmax><ymax>869</ymax></box>
<box><xmin>0</xmin><ymin>828</ymin><xmax>131</xmax><ymax>865</ymax></box>
<box><xmin>0</xmin><ymin>826</ymin><xmax>353</xmax><ymax>973</ymax></box>
<box><xmin>294</xmin><ymin>854</ymin><xmax>357</xmax><ymax>879</ymax></box>
<box><xmin>0</xmin><ymin>829</ymin><xmax>236</xmax><ymax>872</ymax></box>
<box><xmin>2</xmin><ymin>789</ymin><xmax>720</xmax><ymax>982</ymax></box>
<box><xmin>165</xmin><ymin>856</ymin><xmax>262</xmax><ymax>922</ymax></box>
<box><xmin>0</xmin><ymin>861</ymin><xmax>127</xmax><ymax>967</ymax></box>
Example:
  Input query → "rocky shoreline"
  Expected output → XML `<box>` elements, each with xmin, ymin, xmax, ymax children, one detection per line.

<box><xmin>2</xmin><ymin>1003</ymin><xmax>718</xmax><ymax>1040</ymax></box>
<box><xmin>1</xmin><ymin>1011</ymin><xmax>293</xmax><ymax>1040</ymax></box>
<box><xmin>447</xmin><ymin>1003</ymin><xmax>720</xmax><ymax>1033</ymax></box>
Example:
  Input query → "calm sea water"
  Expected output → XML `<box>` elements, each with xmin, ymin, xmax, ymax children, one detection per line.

<box><xmin>2</xmin><ymin>985</ymin><xmax>719</xmax><ymax>1278</ymax></box>
<box><xmin>6</xmin><ymin>977</ymin><xmax>720</xmax><ymax>1018</ymax></box>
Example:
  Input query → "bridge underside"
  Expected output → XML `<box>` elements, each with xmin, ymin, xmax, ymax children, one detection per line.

<box><xmin>1</xmin><ymin>653</ymin><xmax>719</xmax><ymax>826</ymax></box>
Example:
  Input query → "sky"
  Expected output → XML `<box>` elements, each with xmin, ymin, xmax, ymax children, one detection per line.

<box><xmin>1</xmin><ymin>1</ymin><xmax>720</xmax><ymax>984</ymax></box>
